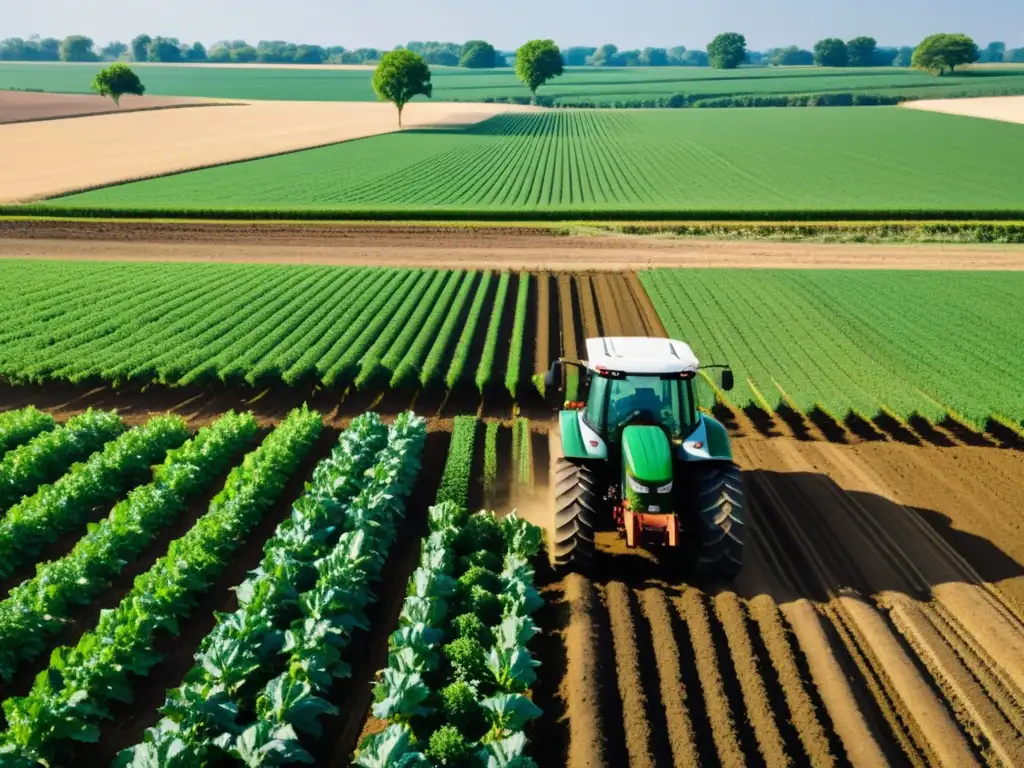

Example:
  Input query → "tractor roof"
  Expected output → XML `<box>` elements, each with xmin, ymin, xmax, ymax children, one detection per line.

<box><xmin>585</xmin><ymin>337</ymin><xmax>699</xmax><ymax>375</ymax></box>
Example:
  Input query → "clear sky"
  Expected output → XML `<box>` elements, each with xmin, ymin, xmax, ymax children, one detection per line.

<box><xmin>5</xmin><ymin>0</ymin><xmax>1021</xmax><ymax>51</ymax></box>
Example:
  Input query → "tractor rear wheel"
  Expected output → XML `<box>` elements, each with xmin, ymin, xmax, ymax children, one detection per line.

<box><xmin>553</xmin><ymin>458</ymin><xmax>597</xmax><ymax>570</ymax></box>
<box><xmin>692</xmin><ymin>462</ymin><xmax>745</xmax><ymax>580</ymax></box>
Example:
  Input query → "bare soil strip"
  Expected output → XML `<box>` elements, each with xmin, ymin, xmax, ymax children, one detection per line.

<box><xmin>3</xmin><ymin>221</ymin><xmax>1024</xmax><ymax>270</ymax></box>
<box><xmin>0</xmin><ymin>102</ymin><xmax>533</xmax><ymax>202</ymax></box>
<box><xmin>0</xmin><ymin>91</ymin><xmax>224</xmax><ymax>125</ymax></box>
<box><xmin>903</xmin><ymin>96</ymin><xmax>1024</xmax><ymax>126</ymax></box>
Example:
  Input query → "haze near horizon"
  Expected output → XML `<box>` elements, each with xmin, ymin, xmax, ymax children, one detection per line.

<box><xmin>5</xmin><ymin>0</ymin><xmax>1021</xmax><ymax>51</ymax></box>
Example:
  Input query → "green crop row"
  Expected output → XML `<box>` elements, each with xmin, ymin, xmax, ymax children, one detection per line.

<box><xmin>357</xmin><ymin>503</ymin><xmax>544</xmax><ymax>766</ymax></box>
<box><xmin>0</xmin><ymin>407</ymin><xmax>55</xmax><ymax>457</ymax></box>
<box><xmin>39</xmin><ymin>109</ymin><xmax>1024</xmax><ymax>216</ymax></box>
<box><xmin>474</xmin><ymin>273</ymin><xmax>511</xmax><ymax>394</ymax></box>
<box><xmin>0</xmin><ymin>411</ymin><xmax>258</xmax><ymax>681</ymax></box>
<box><xmin>0</xmin><ymin>261</ymin><xmax>533</xmax><ymax>398</ymax></box>
<box><xmin>437</xmin><ymin>417</ymin><xmax>478</xmax><ymax>510</ymax></box>
<box><xmin>640</xmin><ymin>269</ymin><xmax>1024</xmax><ymax>430</ymax></box>
<box><xmin>0</xmin><ymin>406</ymin><xmax>323</xmax><ymax>766</ymax></box>
<box><xmin>122</xmin><ymin>411</ymin><xmax>426</xmax><ymax>764</ymax></box>
<box><xmin>0</xmin><ymin>409</ymin><xmax>123</xmax><ymax>511</ymax></box>
<box><xmin>505</xmin><ymin>274</ymin><xmax>531</xmax><ymax>398</ymax></box>
<box><xmin>0</xmin><ymin>415</ymin><xmax>189</xmax><ymax>580</ymax></box>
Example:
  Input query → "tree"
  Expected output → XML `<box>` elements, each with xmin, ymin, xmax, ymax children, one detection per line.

<box><xmin>681</xmin><ymin>50</ymin><xmax>709</xmax><ymax>67</ymax></box>
<box><xmin>772</xmin><ymin>46</ymin><xmax>813</xmax><ymax>66</ymax></box>
<box><xmin>59</xmin><ymin>35</ymin><xmax>97</xmax><ymax>62</ymax></box>
<box><xmin>208</xmin><ymin>45</ymin><xmax>232</xmax><ymax>63</ymax></box>
<box><xmin>515</xmin><ymin>39</ymin><xmax>564</xmax><ymax>101</ymax></box>
<box><xmin>148</xmin><ymin>37</ymin><xmax>184</xmax><ymax>62</ymax></box>
<box><xmin>185</xmin><ymin>42</ymin><xmax>207</xmax><ymax>62</ymax></box>
<box><xmin>294</xmin><ymin>45</ymin><xmax>326</xmax><ymax>64</ymax></box>
<box><xmin>1008</xmin><ymin>48</ymin><xmax>1024</xmax><ymax>64</ymax></box>
<box><xmin>846</xmin><ymin>36</ymin><xmax>878</xmax><ymax>66</ymax></box>
<box><xmin>460</xmin><ymin>40</ymin><xmax>496</xmax><ymax>68</ymax></box>
<box><xmin>39</xmin><ymin>38</ymin><xmax>61</xmax><ymax>60</ymax></box>
<box><xmin>981</xmin><ymin>42</ymin><xmax>1006</xmax><ymax>63</ymax></box>
<box><xmin>893</xmin><ymin>46</ymin><xmax>916</xmax><ymax>67</ymax></box>
<box><xmin>562</xmin><ymin>46</ymin><xmax>596</xmax><ymax>66</ymax></box>
<box><xmin>91</xmin><ymin>63</ymin><xmax>145</xmax><ymax>106</ymax></box>
<box><xmin>100</xmin><ymin>41</ymin><xmax>128</xmax><ymax>61</ymax></box>
<box><xmin>707</xmin><ymin>33</ymin><xmax>746</xmax><ymax>69</ymax></box>
<box><xmin>588</xmin><ymin>44</ymin><xmax>619</xmax><ymax>66</ymax></box>
<box><xmin>912</xmin><ymin>33</ymin><xmax>979</xmax><ymax>75</ymax></box>
<box><xmin>667</xmin><ymin>46</ymin><xmax>687</xmax><ymax>65</ymax></box>
<box><xmin>231</xmin><ymin>45</ymin><xmax>258</xmax><ymax>63</ymax></box>
<box><xmin>641</xmin><ymin>47</ymin><xmax>669</xmax><ymax>66</ymax></box>
<box><xmin>814</xmin><ymin>38</ymin><xmax>848</xmax><ymax>67</ymax></box>
<box><xmin>373</xmin><ymin>49</ymin><xmax>432</xmax><ymax>127</ymax></box>
<box><xmin>130</xmin><ymin>34</ymin><xmax>151</xmax><ymax>62</ymax></box>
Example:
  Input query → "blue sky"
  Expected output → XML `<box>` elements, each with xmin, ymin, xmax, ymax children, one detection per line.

<box><xmin>5</xmin><ymin>0</ymin><xmax>1021</xmax><ymax>50</ymax></box>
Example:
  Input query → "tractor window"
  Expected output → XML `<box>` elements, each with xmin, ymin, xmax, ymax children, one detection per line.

<box><xmin>583</xmin><ymin>375</ymin><xmax>609</xmax><ymax>431</ymax></box>
<box><xmin>604</xmin><ymin>374</ymin><xmax>695</xmax><ymax>438</ymax></box>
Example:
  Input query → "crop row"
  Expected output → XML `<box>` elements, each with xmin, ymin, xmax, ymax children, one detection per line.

<box><xmin>121</xmin><ymin>410</ymin><xmax>426</xmax><ymax>764</ymax></box>
<box><xmin>0</xmin><ymin>261</ymin><xmax>536</xmax><ymax>396</ymax></box>
<box><xmin>0</xmin><ymin>406</ymin><xmax>56</xmax><ymax>457</ymax></box>
<box><xmin>640</xmin><ymin>269</ymin><xmax>1024</xmax><ymax>431</ymax></box>
<box><xmin>0</xmin><ymin>405</ymin><xmax>322</xmax><ymax>766</ymax></box>
<box><xmin>357</xmin><ymin>503</ymin><xmax>544</xmax><ymax>766</ymax></box>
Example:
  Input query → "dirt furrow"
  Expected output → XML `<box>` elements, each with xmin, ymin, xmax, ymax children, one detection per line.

<box><xmin>637</xmin><ymin>588</ymin><xmax>702</xmax><ymax>766</ymax></box>
<box><xmin>591</xmin><ymin>275</ymin><xmax>625</xmax><ymax>337</ymax></box>
<box><xmin>574</xmin><ymin>275</ymin><xmax>602</xmax><ymax>339</ymax></box>
<box><xmin>888</xmin><ymin>598</ymin><xmax>1024</xmax><ymax>767</ymax></box>
<box><xmin>747</xmin><ymin>595</ymin><xmax>840</xmax><ymax>768</ymax></box>
<box><xmin>714</xmin><ymin>592</ymin><xmax>793</xmax><ymax>766</ymax></box>
<box><xmin>676</xmin><ymin>589</ymin><xmax>751</xmax><ymax>767</ymax></box>
<box><xmin>603</xmin><ymin>582</ymin><xmax>666</xmax><ymax>767</ymax></box>
<box><xmin>564</xmin><ymin>573</ymin><xmax>612</xmax><ymax>768</ymax></box>
<box><xmin>534</xmin><ymin>272</ymin><xmax>551</xmax><ymax>377</ymax></box>
<box><xmin>556</xmin><ymin>274</ymin><xmax>579</xmax><ymax>360</ymax></box>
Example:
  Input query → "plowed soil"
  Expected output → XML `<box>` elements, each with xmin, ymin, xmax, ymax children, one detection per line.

<box><xmin>0</xmin><ymin>90</ymin><xmax>219</xmax><ymax>124</ymax></box>
<box><xmin>3</xmin><ymin>221</ymin><xmax>1024</xmax><ymax>271</ymax></box>
<box><xmin>526</xmin><ymin>421</ymin><xmax>1024</xmax><ymax>768</ymax></box>
<box><xmin>904</xmin><ymin>96</ymin><xmax>1024</xmax><ymax>126</ymax></box>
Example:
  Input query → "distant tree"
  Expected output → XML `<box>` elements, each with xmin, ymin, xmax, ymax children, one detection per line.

<box><xmin>813</xmin><ymin>38</ymin><xmax>848</xmax><ymax>67</ymax></box>
<box><xmin>185</xmin><ymin>42</ymin><xmax>207</xmax><ymax>62</ymax></box>
<box><xmin>772</xmin><ymin>46</ymin><xmax>814</xmax><ymax>66</ymax></box>
<box><xmin>681</xmin><ymin>49</ymin><xmax>709</xmax><ymax>67</ymax></box>
<box><xmin>707</xmin><ymin>33</ymin><xmax>746</xmax><ymax>69</ymax></box>
<box><xmin>912</xmin><ymin>33</ymin><xmax>979</xmax><ymax>75</ymax></box>
<box><xmin>618</xmin><ymin>49</ymin><xmax>642</xmax><ymax>66</ymax></box>
<box><xmin>59</xmin><ymin>35</ymin><xmax>98</xmax><ymax>62</ymax></box>
<box><xmin>980</xmin><ymin>41</ymin><xmax>1006</xmax><ymax>63</ymax></box>
<box><xmin>873</xmin><ymin>47</ymin><xmax>899</xmax><ymax>66</ymax></box>
<box><xmin>100</xmin><ymin>41</ymin><xmax>128</xmax><ymax>61</ymax></box>
<box><xmin>846</xmin><ymin>36</ymin><xmax>878</xmax><ymax>66</ymax></box>
<box><xmin>588</xmin><ymin>44</ymin><xmax>620</xmax><ymax>66</ymax></box>
<box><xmin>745</xmin><ymin>51</ymin><xmax>764</xmax><ymax>66</ymax></box>
<box><xmin>294</xmin><ymin>45</ymin><xmax>326</xmax><ymax>64</ymax></box>
<box><xmin>373</xmin><ymin>49</ymin><xmax>432</xmax><ymax>127</ymax></box>
<box><xmin>39</xmin><ymin>38</ymin><xmax>61</xmax><ymax>60</ymax></box>
<box><xmin>667</xmin><ymin>46</ymin><xmax>687</xmax><ymax>64</ymax></box>
<box><xmin>893</xmin><ymin>46</ymin><xmax>916</xmax><ymax>67</ymax></box>
<box><xmin>91</xmin><ymin>63</ymin><xmax>145</xmax><ymax>106</ymax></box>
<box><xmin>516</xmin><ymin>39</ymin><xmax>564</xmax><ymax>101</ymax></box>
<box><xmin>640</xmin><ymin>47</ymin><xmax>668</xmax><ymax>66</ymax></box>
<box><xmin>231</xmin><ymin>44</ymin><xmax>259</xmax><ymax>63</ymax></box>
<box><xmin>1008</xmin><ymin>48</ymin><xmax>1024</xmax><ymax>63</ymax></box>
<box><xmin>562</xmin><ymin>46</ymin><xmax>596</xmax><ymax>66</ymax></box>
<box><xmin>130</xmin><ymin>34</ymin><xmax>151</xmax><ymax>63</ymax></box>
<box><xmin>207</xmin><ymin>44</ymin><xmax>232</xmax><ymax>63</ymax></box>
<box><xmin>460</xmin><ymin>40</ymin><xmax>496</xmax><ymax>68</ymax></box>
<box><xmin>148</xmin><ymin>37</ymin><xmax>184</xmax><ymax>62</ymax></box>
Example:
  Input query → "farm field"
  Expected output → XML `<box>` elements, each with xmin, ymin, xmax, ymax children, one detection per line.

<box><xmin>41</xmin><ymin>109</ymin><xmax>1024</xmax><ymax>218</ymax></box>
<box><xmin>0</xmin><ymin>90</ymin><xmax>219</xmax><ymax>124</ymax></box>
<box><xmin>0</xmin><ymin>258</ymin><xmax>1022</xmax><ymax>436</ymax></box>
<box><xmin>0</xmin><ymin>399</ymin><xmax>1022</xmax><ymax>766</ymax></box>
<box><xmin>906</xmin><ymin>94</ymin><xmax>1024</xmax><ymax>125</ymax></box>
<box><xmin>0</xmin><ymin>101</ymin><xmax>527</xmax><ymax>203</ymax></box>
<box><xmin>3</xmin><ymin>61</ymin><xmax>1024</xmax><ymax>105</ymax></box>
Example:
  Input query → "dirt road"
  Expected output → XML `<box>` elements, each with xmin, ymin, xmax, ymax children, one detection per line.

<box><xmin>1</xmin><ymin>221</ymin><xmax>1023</xmax><ymax>271</ymax></box>
<box><xmin>531</xmin><ymin>425</ymin><xmax>1024</xmax><ymax>768</ymax></box>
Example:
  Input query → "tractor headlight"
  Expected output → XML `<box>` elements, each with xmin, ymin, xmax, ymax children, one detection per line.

<box><xmin>626</xmin><ymin>475</ymin><xmax>650</xmax><ymax>494</ymax></box>
<box><xmin>656</xmin><ymin>481</ymin><xmax>673</xmax><ymax>494</ymax></box>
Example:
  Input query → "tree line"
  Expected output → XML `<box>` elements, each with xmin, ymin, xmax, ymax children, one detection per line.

<box><xmin>4</xmin><ymin>31</ymin><xmax>1023</xmax><ymax>71</ymax></box>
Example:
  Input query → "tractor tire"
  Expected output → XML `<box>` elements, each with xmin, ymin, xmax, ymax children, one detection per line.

<box><xmin>692</xmin><ymin>462</ymin><xmax>745</xmax><ymax>580</ymax></box>
<box><xmin>553</xmin><ymin>458</ymin><xmax>597</xmax><ymax>570</ymax></box>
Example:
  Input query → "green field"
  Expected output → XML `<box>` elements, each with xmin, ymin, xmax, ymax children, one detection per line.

<box><xmin>3</xmin><ymin>61</ymin><xmax>1024</xmax><ymax>105</ymax></box>
<box><xmin>45</xmin><ymin>109</ymin><xmax>1024</xmax><ymax>218</ymax></box>
<box><xmin>640</xmin><ymin>269</ymin><xmax>1024</xmax><ymax>431</ymax></box>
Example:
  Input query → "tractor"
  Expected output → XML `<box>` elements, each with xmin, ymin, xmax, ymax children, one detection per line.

<box><xmin>544</xmin><ymin>337</ymin><xmax>745</xmax><ymax>579</ymax></box>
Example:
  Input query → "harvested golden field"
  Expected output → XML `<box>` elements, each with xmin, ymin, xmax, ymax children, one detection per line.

<box><xmin>903</xmin><ymin>95</ymin><xmax>1024</xmax><ymax>125</ymax></box>
<box><xmin>0</xmin><ymin>101</ymin><xmax>535</xmax><ymax>203</ymax></box>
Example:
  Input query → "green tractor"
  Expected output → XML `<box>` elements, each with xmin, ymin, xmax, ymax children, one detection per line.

<box><xmin>544</xmin><ymin>337</ymin><xmax>745</xmax><ymax>579</ymax></box>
